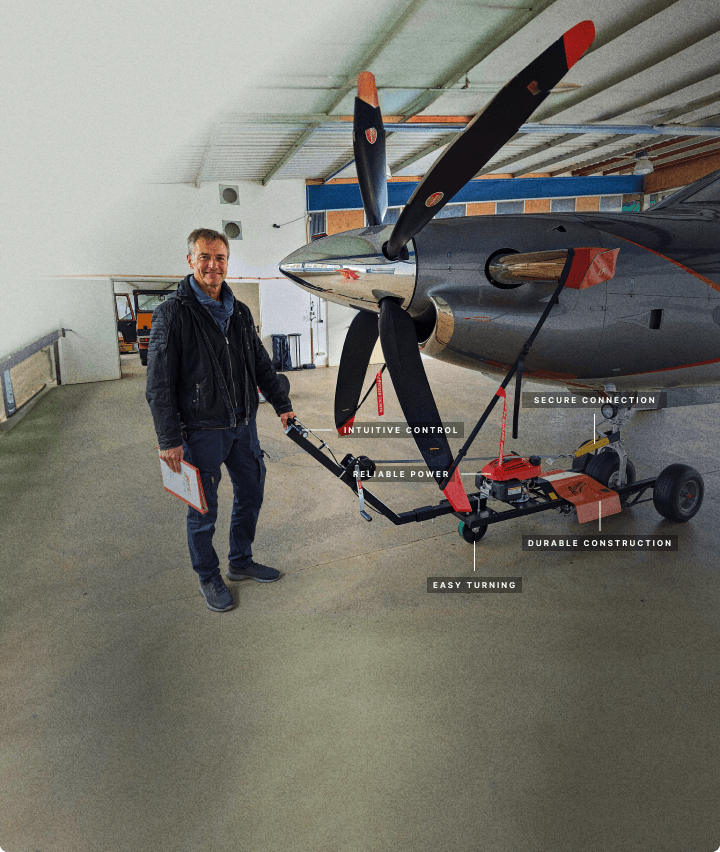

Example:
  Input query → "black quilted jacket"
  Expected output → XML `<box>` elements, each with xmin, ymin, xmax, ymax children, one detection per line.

<box><xmin>146</xmin><ymin>276</ymin><xmax>292</xmax><ymax>450</ymax></box>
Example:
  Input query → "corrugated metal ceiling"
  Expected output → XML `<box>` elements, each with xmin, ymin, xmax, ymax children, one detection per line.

<box><xmin>147</xmin><ymin>0</ymin><xmax>720</xmax><ymax>187</ymax></box>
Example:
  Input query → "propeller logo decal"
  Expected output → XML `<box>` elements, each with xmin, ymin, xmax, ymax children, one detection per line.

<box><xmin>365</xmin><ymin>128</ymin><xmax>377</xmax><ymax>145</ymax></box>
<box><xmin>425</xmin><ymin>192</ymin><xmax>444</xmax><ymax>208</ymax></box>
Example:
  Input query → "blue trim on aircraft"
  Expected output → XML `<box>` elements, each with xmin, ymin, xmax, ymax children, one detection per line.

<box><xmin>307</xmin><ymin>175</ymin><xmax>644</xmax><ymax>212</ymax></box>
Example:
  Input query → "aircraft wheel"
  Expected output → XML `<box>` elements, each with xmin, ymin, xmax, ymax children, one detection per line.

<box><xmin>653</xmin><ymin>464</ymin><xmax>704</xmax><ymax>522</ymax></box>
<box><xmin>458</xmin><ymin>520</ymin><xmax>487</xmax><ymax>543</ymax></box>
<box><xmin>585</xmin><ymin>451</ymin><xmax>636</xmax><ymax>489</ymax></box>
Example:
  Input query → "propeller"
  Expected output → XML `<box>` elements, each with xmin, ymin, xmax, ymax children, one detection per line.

<box><xmin>334</xmin><ymin>298</ymin><xmax>471</xmax><ymax>511</ymax></box>
<box><xmin>377</xmin><ymin>298</ymin><xmax>456</xmax><ymax>484</ymax></box>
<box><xmin>384</xmin><ymin>19</ymin><xmax>595</xmax><ymax>259</ymax></box>
<box><xmin>353</xmin><ymin>72</ymin><xmax>388</xmax><ymax>227</ymax></box>
<box><xmin>332</xmin><ymin>21</ymin><xmax>596</xmax><ymax>512</ymax></box>
<box><xmin>335</xmin><ymin>310</ymin><xmax>380</xmax><ymax>434</ymax></box>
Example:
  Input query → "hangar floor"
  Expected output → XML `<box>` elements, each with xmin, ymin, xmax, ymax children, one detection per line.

<box><xmin>2</xmin><ymin>353</ymin><xmax>720</xmax><ymax>852</ymax></box>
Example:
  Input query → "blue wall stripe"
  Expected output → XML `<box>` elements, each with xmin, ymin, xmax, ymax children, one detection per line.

<box><xmin>307</xmin><ymin>175</ymin><xmax>644</xmax><ymax>212</ymax></box>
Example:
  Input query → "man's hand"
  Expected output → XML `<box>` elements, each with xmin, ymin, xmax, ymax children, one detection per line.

<box><xmin>280</xmin><ymin>411</ymin><xmax>297</xmax><ymax>430</ymax></box>
<box><xmin>160</xmin><ymin>445</ymin><xmax>184</xmax><ymax>474</ymax></box>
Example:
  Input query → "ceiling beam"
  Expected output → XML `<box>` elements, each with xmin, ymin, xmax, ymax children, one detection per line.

<box><xmin>395</xmin><ymin>0</ymin><xmax>560</xmax><ymax>120</ymax></box>
<box><xmin>536</xmin><ymin>34</ymin><xmax>720</xmax><ymax>123</ymax></box>
<box><xmin>194</xmin><ymin>125</ymin><xmax>219</xmax><ymax>188</ymax></box>
<box><xmin>517</xmin><ymin>135</ymin><xmax>640</xmax><ymax>175</ymax></box>
<box><xmin>319</xmin><ymin>0</ymin><xmax>564</xmax><ymax>182</ymax></box>
<box><xmin>644</xmin><ymin>90</ymin><xmax>720</xmax><ymax>125</ymax></box>
<box><xmin>391</xmin><ymin>132</ymin><xmax>457</xmax><ymax>175</ymax></box>
<box><xmin>261</xmin><ymin>125</ymin><xmax>320</xmax><ymax>186</ymax></box>
<box><xmin>261</xmin><ymin>0</ymin><xmax>430</xmax><ymax>185</ymax></box>
<box><xmin>475</xmin><ymin>133</ymin><xmax>585</xmax><ymax>177</ymax></box>
<box><xmin>601</xmin><ymin>139</ymin><xmax>720</xmax><ymax>174</ymax></box>
<box><xmin>574</xmin><ymin>135</ymin><xmax>702</xmax><ymax>174</ymax></box>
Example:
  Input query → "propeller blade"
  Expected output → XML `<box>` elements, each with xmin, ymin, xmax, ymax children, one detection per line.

<box><xmin>354</xmin><ymin>72</ymin><xmax>388</xmax><ymax>227</ymax></box>
<box><xmin>385</xmin><ymin>20</ymin><xmax>595</xmax><ymax>258</ymax></box>
<box><xmin>335</xmin><ymin>310</ymin><xmax>380</xmax><ymax>435</ymax></box>
<box><xmin>378</xmin><ymin>299</ymin><xmax>471</xmax><ymax>511</ymax></box>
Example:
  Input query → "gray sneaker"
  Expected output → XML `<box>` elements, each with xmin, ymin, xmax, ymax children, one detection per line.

<box><xmin>226</xmin><ymin>561</ymin><xmax>282</xmax><ymax>583</ymax></box>
<box><xmin>199</xmin><ymin>575</ymin><xmax>234</xmax><ymax>611</ymax></box>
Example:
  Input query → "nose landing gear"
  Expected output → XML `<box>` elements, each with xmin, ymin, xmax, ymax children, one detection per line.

<box><xmin>571</xmin><ymin>398</ymin><xmax>637</xmax><ymax>488</ymax></box>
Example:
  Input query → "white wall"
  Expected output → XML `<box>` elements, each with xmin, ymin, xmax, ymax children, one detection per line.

<box><xmin>53</xmin><ymin>278</ymin><xmax>121</xmax><ymax>384</ymax></box>
<box><xmin>0</xmin><ymin>278</ymin><xmax>120</xmax><ymax>385</ymax></box>
<box><xmin>2</xmin><ymin>180</ymin><xmax>309</xmax><ymax>368</ymax></box>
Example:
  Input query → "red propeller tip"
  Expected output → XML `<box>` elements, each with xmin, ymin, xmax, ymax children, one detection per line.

<box><xmin>357</xmin><ymin>72</ymin><xmax>379</xmax><ymax>108</ymax></box>
<box><xmin>338</xmin><ymin>416</ymin><xmax>356</xmax><ymax>436</ymax></box>
<box><xmin>563</xmin><ymin>20</ymin><xmax>595</xmax><ymax>69</ymax></box>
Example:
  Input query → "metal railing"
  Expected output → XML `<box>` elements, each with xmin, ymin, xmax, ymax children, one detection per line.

<box><xmin>1</xmin><ymin>329</ymin><xmax>65</xmax><ymax>421</ymax></box>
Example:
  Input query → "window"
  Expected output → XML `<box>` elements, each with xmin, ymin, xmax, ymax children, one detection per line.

<box><xmin>550</xmin><ymin>197</ymin><xmax>576</xmax><ymax>213</ymax></box>
<box><xmin>309</xmin><ymin>211</ymin><xmax>327</xmax><ymax>239</ymax></box>
<box><xmin>600</xmin><ymin>195</ymin><xmax>623</xmax><ymax>212</ymax></box>
<box><xmin>436</xmin><ymin>203</ymin><xmax>466</xmax><ymax>218</ymax></box>
<box><xmin>135</xmin><ymin>292</ymin><xmax>173</xmax><ymax>312</ymax></box>
<box><xmin>115</xmin><ymin>295</ymin><xmax>134</xmax><ymax>321</ymax></box>
<box><xmin>497</xmin><ymin>200</ymin><xmax>525</xmax><ymax>215</ymax></box>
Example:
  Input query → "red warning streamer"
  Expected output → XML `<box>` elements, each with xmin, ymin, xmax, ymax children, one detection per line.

<box><xmin>376</xmin><ymin>369</ymin><xmax>384</xmax><ymax>416</ymax></box>
<box><xmin>496</xmin><ymin>387</ymin><xmax>507</xmax><ymax>467</ymax></box>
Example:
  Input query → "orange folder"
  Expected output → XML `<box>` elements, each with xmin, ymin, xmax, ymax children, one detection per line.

<box><xmin>158</xmin><ymin>451</ymin><xmax>208</xmax><ymax>513</ymax></box>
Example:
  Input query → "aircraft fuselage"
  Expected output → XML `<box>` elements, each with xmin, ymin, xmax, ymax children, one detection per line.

<box><xmin>279</xmin><ymin>205</ymin><xmax>720</xmax><ymax>392</ymax></box>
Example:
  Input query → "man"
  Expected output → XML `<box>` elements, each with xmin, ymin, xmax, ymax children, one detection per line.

<box><xmin>146</xmin><ymin>228</ymin><xmax>296</xmax><ymax>612</ymax></box>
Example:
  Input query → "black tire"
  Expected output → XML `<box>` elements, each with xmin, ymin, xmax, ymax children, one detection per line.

<box><xmin>571</xmin><ymin>451</ymin><xmax>590</xmax><ymax>472</ymax></box>
<box><xmin>458</xmin><ymin>520</ymin><xmax>487</xmax><ymax>543</ymax></box>
<box><xmin>571</xmin><ymin>440</ymin><xmax>597</xmax><ymax>472</ymax></box>
<box><xmin>653</xmin><ymin>463</ymin><xmax>704</xmax><ymax>522</ymax></box>
<box><xmin>585</xmin><ymin>451</ymin><xmax>636</xmax><ymax>489</ymax></box>
<box><xmin>277</xmin><ymin>373</ymin><xmax>290</xmax><ymax>395</ymax></box>
<box><xmin>139</xmin><ymin>349</ymin><xmax>148</xmax><ymax>366</ymax></box>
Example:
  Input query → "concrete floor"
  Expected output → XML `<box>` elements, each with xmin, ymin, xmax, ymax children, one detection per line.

<box><xmin>2</xmin><ymin>353</ymin><xmax>720</xmax><ymax>852</ymax></box>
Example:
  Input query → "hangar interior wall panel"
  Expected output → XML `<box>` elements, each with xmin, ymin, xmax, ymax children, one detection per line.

<box><xmin>52</xmin><ymin>278</ymin><xmax>121</xmax><ymax>385</ymax></box>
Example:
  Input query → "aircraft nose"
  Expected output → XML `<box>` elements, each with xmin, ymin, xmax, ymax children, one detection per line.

<box><xmin>279</xmin><ymin>227</ymin><xmax>417</xmax><ymax>313</ymax></box>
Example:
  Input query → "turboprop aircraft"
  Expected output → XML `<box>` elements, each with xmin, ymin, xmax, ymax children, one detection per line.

<box><xmin>279</xmin><ymin>19</ymin><xmax>719</xmax><ymax>516</ymax></box>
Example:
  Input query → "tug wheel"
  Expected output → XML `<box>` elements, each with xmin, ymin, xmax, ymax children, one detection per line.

<box><xmin>571</xmin><ymin>448</ymin><xmax>590</xmax><ymax>472</ymax></box>
<box><xmin>571</xmin><ymin>441</ymin><xmax>596</xmax><ymax>472</ymax></box>
<box><xmin>585</xmin><ymin>451</ymin><xmax>636</xmax><ymax>489</ymax></box>
<box><xmin>653</xmin><ymin>464</ymin><xmax>704</xmax><ymax>522</ymax></box>
<box><xmin>458</xmin><ymin>520</ymin><xmax>487</xmax><ymax>543</ymax></box>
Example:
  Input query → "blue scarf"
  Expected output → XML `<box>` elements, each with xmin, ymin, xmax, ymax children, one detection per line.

<box><xmin>190</xmin><ymin>276</ymin><xmax>235</xmax><ymax>331</ymax></box>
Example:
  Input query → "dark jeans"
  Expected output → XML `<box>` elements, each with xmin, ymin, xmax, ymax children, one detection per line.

<box><xmin>182</xmin><ymin>418</ymin><xmax>266</xmax><ymax>582</ymax></box>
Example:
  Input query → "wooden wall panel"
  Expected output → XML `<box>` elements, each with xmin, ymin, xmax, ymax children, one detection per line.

<box><xmin>576</xmin><ymin>196</ymin><xmax>600</xmax><ymax>212</ymax></box>
<box><xmin>467</xmin><ymin>202</ymin><xmax>495</xmax><ymax>216</ymax></box>
<box><xmin>645</xmin><ymin>152</ymin><xmax>720</xmax><ymax>194</ymax></box>
<box><xmin>327</xmin><ymin>210</ymin><xmax>364</xmax><ymax>234</ymax></box>
<box><xmin>524</xmin><ymin>199</ymin><xmax>551</xmax><ymax>213</ymax></box>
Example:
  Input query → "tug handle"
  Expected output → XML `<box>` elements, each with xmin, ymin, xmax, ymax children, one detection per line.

<box><xmin>286</xmin><ymin>417</ymin><xmax>308</xmax><ymax>438</ymax></box>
